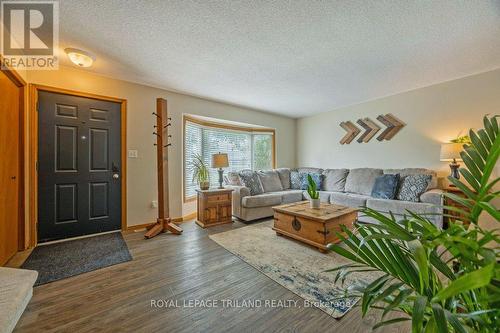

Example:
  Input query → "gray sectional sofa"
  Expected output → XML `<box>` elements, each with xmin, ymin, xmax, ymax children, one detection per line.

<box><xmin>226</xmin><ymin>167</ymin><xmax>444</xmax><ymax>228</ymax></box>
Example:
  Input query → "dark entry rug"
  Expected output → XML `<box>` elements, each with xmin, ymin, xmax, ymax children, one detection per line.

<box><xmin>21</xmin><ymin>232</ymin><xmax>132</xmax><ymax>286</ymax></box>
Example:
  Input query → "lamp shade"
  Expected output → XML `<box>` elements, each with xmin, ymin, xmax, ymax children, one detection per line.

<box><xmin>212</xmin><ymin>153</ymin><xmax>229</xmax><ymax>168</ymax></box>
<box><xmin>440</xmin><ymin>143</ymin><xmax>463</xmax><ymax>162</ymax></box>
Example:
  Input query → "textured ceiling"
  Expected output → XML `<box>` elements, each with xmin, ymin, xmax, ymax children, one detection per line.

<box><xmin>56</xmin><ymin>0</ymin><xmax>500</xmax><ymax>118</ymax></box>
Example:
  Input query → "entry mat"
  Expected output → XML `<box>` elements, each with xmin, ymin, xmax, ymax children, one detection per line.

<box><xmin>22</xmin><ymin>232</ymin><xmax>132</xmax><ymax>286</ymax></box>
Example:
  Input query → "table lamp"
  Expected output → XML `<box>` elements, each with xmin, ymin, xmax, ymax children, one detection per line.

<box><xmin>440</xmin><ymin>143</ymin><xmax>463</xmax><ymax>183</ymax></box>
<box><xmin>212</xmin><ymin>153</ymin><xmax>229</xmax><ymax>189</ymax></box>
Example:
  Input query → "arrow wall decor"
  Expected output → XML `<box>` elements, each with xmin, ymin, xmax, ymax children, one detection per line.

<box><xmin>378</xmin><ymin>113</ymin><xmax>405</xmax><ymax>141</ymax></box>
<box><xmin>357</xmin><ymin>118</ymin><xmax>381</xmax><ymax>143</ymax></box>
<box><xmin>339</xmin><ymin>121</ymin><xmax>360</xmax><ymax>144</ymax></box>
<box><xmin>339</xmin><ymin>114</ymin><xmax>405</xmax><ymax>144</ymax></box>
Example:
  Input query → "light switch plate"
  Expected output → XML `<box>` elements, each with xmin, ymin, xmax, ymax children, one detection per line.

<box><xmin>128</xmin><ymin>150</ymin><xmax>138</xmax><ymax>158</ymax></box>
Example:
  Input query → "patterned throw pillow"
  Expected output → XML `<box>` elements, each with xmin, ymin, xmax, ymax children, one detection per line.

<box><xmin>371</xmin><ymin>174</ymin><xmax>400</xmax><ymax>199</ymax></box>
<box><xmin>225</xmin><ymin>171</ymin><xmax>242</xmax><ymax>186</ymax></box>
<box><xmin>238</xmin><ymin>170</ymin><xmax>264</xmax><ymax>196</ymax></box>
<box><xmin>290</xmin><ymin>170</ymin><xmax>302</xmax><ymax>189</ymax></box>
<box><xmin>396</xmin><ymin>174</ymin><xmax>432</xmax><ymax>202</ymax></box>
<box><xmin>300</xmin><ymin>173</ymin><xmax>323</xmax><ymax>190</ymax></box>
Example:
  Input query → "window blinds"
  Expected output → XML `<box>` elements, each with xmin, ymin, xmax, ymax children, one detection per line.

<box><xmin>184</xmin><ymin>120</ymin><xmax>273</xmax><ymax>198</ymax></box>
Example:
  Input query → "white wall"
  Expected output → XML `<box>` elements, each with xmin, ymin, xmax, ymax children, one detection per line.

<box><xmin>297</xmin><ymin>69</ymin><xmax>500</xmax><ymax>180</ymax></box>
<box><xmin>27</xmin><ymin>66</ymin><xmax>296</xmax><ymax>226</ymax></box>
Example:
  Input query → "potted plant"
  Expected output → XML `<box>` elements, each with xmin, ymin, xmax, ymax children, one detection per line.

<box><xmin>307</xmin><ymin>174</ymin><xmax>320</xmax><ymax>208</ymax></box>
<box><xmin>190</xmin><ymin>154</ymin><xmax>210</xmax><ymax>190</ymax></box>
<box><xmin>327</xmin><ymin>115</ymin><xmax>499</xmax><ymax>332</ymax></box>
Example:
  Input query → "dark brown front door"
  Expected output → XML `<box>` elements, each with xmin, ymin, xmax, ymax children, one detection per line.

<box><xmin>37</xmin><ymin>91</ymin><xmax>122</xmax><ymax>242</ymax></box>
<box><xmin>0</xmin><ymin>70</ymin><xmax>21</xmax><ymax>265</ymax></box>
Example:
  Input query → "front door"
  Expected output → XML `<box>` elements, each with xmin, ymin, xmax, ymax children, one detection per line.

<box><xmin>38</xmin><ymin>91</ymin><xmax>122</xmax><ymax>242</ymax></box>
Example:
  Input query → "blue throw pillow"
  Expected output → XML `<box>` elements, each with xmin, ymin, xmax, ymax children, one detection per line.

<box><xmin>300</xmin><ymin>173</ymin><xmax>322</xmax><ymax>190</ymax></box>
<box><xmin>371</xmin><ymin>174</ymin><xmax>400</xmax><ymax>199</ymax></box>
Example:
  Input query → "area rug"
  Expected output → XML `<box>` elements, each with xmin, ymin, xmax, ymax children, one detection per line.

<box><xmin>209</xmin><ymin>220</ymin><xmax>378</xmax><ymax>318</ymax></box>
<box><xmin>21</xmin><ymin>232</ymin><xmax>132</xmax><ymax>286</ymax></box>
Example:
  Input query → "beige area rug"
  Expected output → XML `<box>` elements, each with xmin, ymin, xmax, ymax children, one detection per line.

<box><xmin>209</xmin><ymin>220</ymin><xmax>378</xmax><ymax>318</ymax></box>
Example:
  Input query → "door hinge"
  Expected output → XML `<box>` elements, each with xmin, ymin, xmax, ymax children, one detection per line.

<box><xmin>36</xmin><ymin>100</ymin><xmax>39</xmax><ymax>112</ymax></box>
<box><xmin>36</xmin><ymin>161</ymin><xmax>39</xmax><ymax>172</ymax></box>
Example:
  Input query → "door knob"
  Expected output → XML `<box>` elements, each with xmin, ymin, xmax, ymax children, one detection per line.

<box><xmin>11</xmin><ymin>176</ymin><xmax>16</xmax><ymax>180</ymax></box>
<box><xmin>113</xmin><ymin>174</ymin><xmax>119</xmax><ymax>179</ymax></box>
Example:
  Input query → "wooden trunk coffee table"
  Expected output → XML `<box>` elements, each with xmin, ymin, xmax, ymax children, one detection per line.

<box><xmin>272</xmin><ymin>201</ymin><xmax>358</xmax><ymax>253</ymax></box>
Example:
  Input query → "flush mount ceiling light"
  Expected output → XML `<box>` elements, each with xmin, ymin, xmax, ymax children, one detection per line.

<box><xmin>64</xmin><ymin>48</ymin><xmax>96</xmax><ymax>67</ymax></box>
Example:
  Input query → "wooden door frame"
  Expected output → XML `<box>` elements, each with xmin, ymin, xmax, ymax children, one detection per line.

<box><xmin>0</xmin><ymin>57</ymin><xmax>27</xmax><ymax>252</ymax></box>
<box><xmin>29</xmin><ymin>84</ymin><xmax>127</xmax><ymax>247</ymax></box>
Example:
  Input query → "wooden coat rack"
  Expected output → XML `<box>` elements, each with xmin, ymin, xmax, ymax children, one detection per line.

<box><xmin>144</xmin><ymin>98</ymin><xmax>183</xmax><ymax>239</ymax></box>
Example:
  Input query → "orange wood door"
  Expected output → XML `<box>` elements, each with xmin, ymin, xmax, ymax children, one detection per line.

<box><xmin>0</xmin><ymin>70</ymin><xmax>20</xmax><ymax>265</ymax></box>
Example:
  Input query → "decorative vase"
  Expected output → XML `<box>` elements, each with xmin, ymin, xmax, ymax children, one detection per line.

<box><xmin>199</xmin><ymin>181</ymin><xmax>210</xmax><ymax>190</ymax></box>
<box><xmin>310</xmin><ymin>198</ymin><xmax>320</xmax><ymax>209</ymax></box>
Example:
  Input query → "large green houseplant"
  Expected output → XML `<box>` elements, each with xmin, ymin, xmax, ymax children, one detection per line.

<box><xmin>189</xmin><ymin>154</ymin><xmax>210</xmax><ymax>190</ymax></box>
<box><xmin>328</xmin><ymin>115</ymin><xmax>499</xmax><ymax>332</ymax></box>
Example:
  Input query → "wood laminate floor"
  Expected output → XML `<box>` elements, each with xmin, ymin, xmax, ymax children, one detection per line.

<box><xmin>11</xmin><ymin>220</ymin><xmax>409</xmax><ymax>333</ymax></box>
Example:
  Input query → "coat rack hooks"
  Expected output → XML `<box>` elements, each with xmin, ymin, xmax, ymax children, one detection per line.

<box><xmin>144</xmin><ymin>98</ymin><xmax>182</xmax><ymax>239</ymax></box>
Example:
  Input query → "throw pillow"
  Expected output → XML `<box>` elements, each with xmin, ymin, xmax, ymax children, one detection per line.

<box><xmin>300</xmin><ymin>173</ymin><xmax>323</xmax><ymax>190</ymax></box>
<box><xmin>396</xmin><ymin>174</ymin><xmax>432</xmax><ymax>202</ymax></box>
<box><xmin>238</xmin><ymin>170</ymin><xmax>264</xmax><ymax>196</ymax></box>
<box><xmin>225</xmin><ymin>171</ymin><xmax>242</xmax><ymax>186</ymax></box>
<box><xmin>257</xmin><ymin>170</ymin><xmax>283</xmax><ymax>192</ymax></box>
<box><xmin>371</xmin><ymin>174</ymin><xmax>400</xmax><ymax>199</ymax></box>
<box><xmin>290</xmin><ymin>170</ymin><xmax>302</xmax><ymax>190</ymax></box>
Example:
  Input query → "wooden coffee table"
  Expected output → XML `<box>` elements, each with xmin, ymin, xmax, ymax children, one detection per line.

<box><xmin>272</xmin><ymin>201</ymin><xmax>358</xmax><ymax>253</ymax></box>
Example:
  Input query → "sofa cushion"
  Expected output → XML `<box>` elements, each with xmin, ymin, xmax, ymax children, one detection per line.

<box><xmin>290</xmin><ymin>170</ymin><xmax>302</xmax><ymax>189</ymax></box>
<box><xmin>371</xmin><ymin>174</ymin><xmax>400</xmax><ymax>199</ymax></box>
<box><xmin>322</xmin><ymin>169</ymin><xmax>349</xmax><ymax>192</ymax></box>
<box><xmin>300</xmin><ymin>172</ymin><xmax>323</xmax><ymax>190</ymax></box>
<box><xmin>275</xmin><ymin>168</ymin><xmax>291</xmax><ymax>190</ymax></box>
<box><xmin>296</xmin><ymin>167</ymin><xmax>324</xmax><ymax>174</ymax></box>
<box><xmin>257</xmin><ymin>170</ymin><xmax>283</xmax><ymax>193</ymax></box>
<box><xmin>242</xmin><ymin>193</ymin><xmax>282</xmax><ymax>208</ymax></box>
<box><xmin>420</xmin><ymin>189</ymin><xmax>444</xmax><ymax>206</ymax></box>
<box><xmin>303</xmin><ymin>190</ymin><xmax>332</xmax><ymax>203</ymax></box>
<box><xmin>238</xmin><ymin>170</ymin><xmax>264</xmax><ymax>196</ymax></box>
<box><xmin>366</xmin><ymin>197</ymin><xmax>441</xmax><ymax>220</ymax></box>
<box><xmin>345</xmin><ymin>168</ymin><xmax>383</xmax><ymax>195</ymax></box>
<box><xmin>396</xmin><ymin>174</ymin><xmax>432</xmax><ymax>202</ymax></box>
<box><xmin>274</xmin><ymin>190</ymin><xmax>304</xmax><ymax>204</ymax></box>
<box><xmin>330</xmin><ymin>192</ymin><xmax>370</xmax><ymax>208</ymax></box>
<box><xmin>384</xmin><ymin>168</ymin><xmax>438</xmax><ymax>190</ymax></box>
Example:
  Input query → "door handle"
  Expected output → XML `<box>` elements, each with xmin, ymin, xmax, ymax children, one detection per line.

<box><xmin>113</xmin><ymin>173</ymin><xmax>120</xmax><ymax>179</ymax></box>
<box><xmin>11</xmin><ymin>176</ymin><xmax>16</xmax><ymax>180</ymax></box>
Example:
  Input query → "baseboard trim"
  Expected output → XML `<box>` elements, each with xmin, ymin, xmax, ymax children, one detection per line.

<box><xmin>127</xmin><ymin>213</ymin><xmax>197</xmax><ymax>231</ymax></box>
<box><xmin>126</xmin><ymin>222</ymin><xmax>155</xmax><ymax>232</ymax></box>
<box><xmin>181</xmin><ymin>212</ymin><xmax>197</xmax><ymax>222</ymax></box>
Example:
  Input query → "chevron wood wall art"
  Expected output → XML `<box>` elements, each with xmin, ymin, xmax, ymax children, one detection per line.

<box><xmin>377</xmin><ymin>113</ymin><xmax>406</xmax><ymax>141</ymax></box>
<box><xmin>357</xmin><ymin>118</ymin><xmax>380</xmax><ymax>143</ymax></box>
<box><xmin>339</xmin><ymin>113</ymin><xmax>405</xmax><ymax>144</ymax></box>
<box><xmin>339</xmin><ymin>121</ymin><xmax>360</xmax><ymax>144</ymax></box>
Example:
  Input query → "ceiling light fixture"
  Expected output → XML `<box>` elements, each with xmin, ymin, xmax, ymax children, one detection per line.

<box><xmin>64</xmin><ymin>48</ymin><xmax>96</xmax><ymax>67</ymax></box>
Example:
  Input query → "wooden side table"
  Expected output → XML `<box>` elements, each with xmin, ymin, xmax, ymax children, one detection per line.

<box><xmin>196</xmin><ymin>188</ymin><xmax>233</xmax><ymax>228</ymax></box>
<box><xmin>443</xmin><ymin>186</ymin><xmax>471</xmax><ymax>227</ymax></box>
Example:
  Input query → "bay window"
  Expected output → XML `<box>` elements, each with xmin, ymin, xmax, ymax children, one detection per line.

<box><xmin>183</xmin><ymin>116</ymin><xmax>275</xmax><ymax>200</ymax></box>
